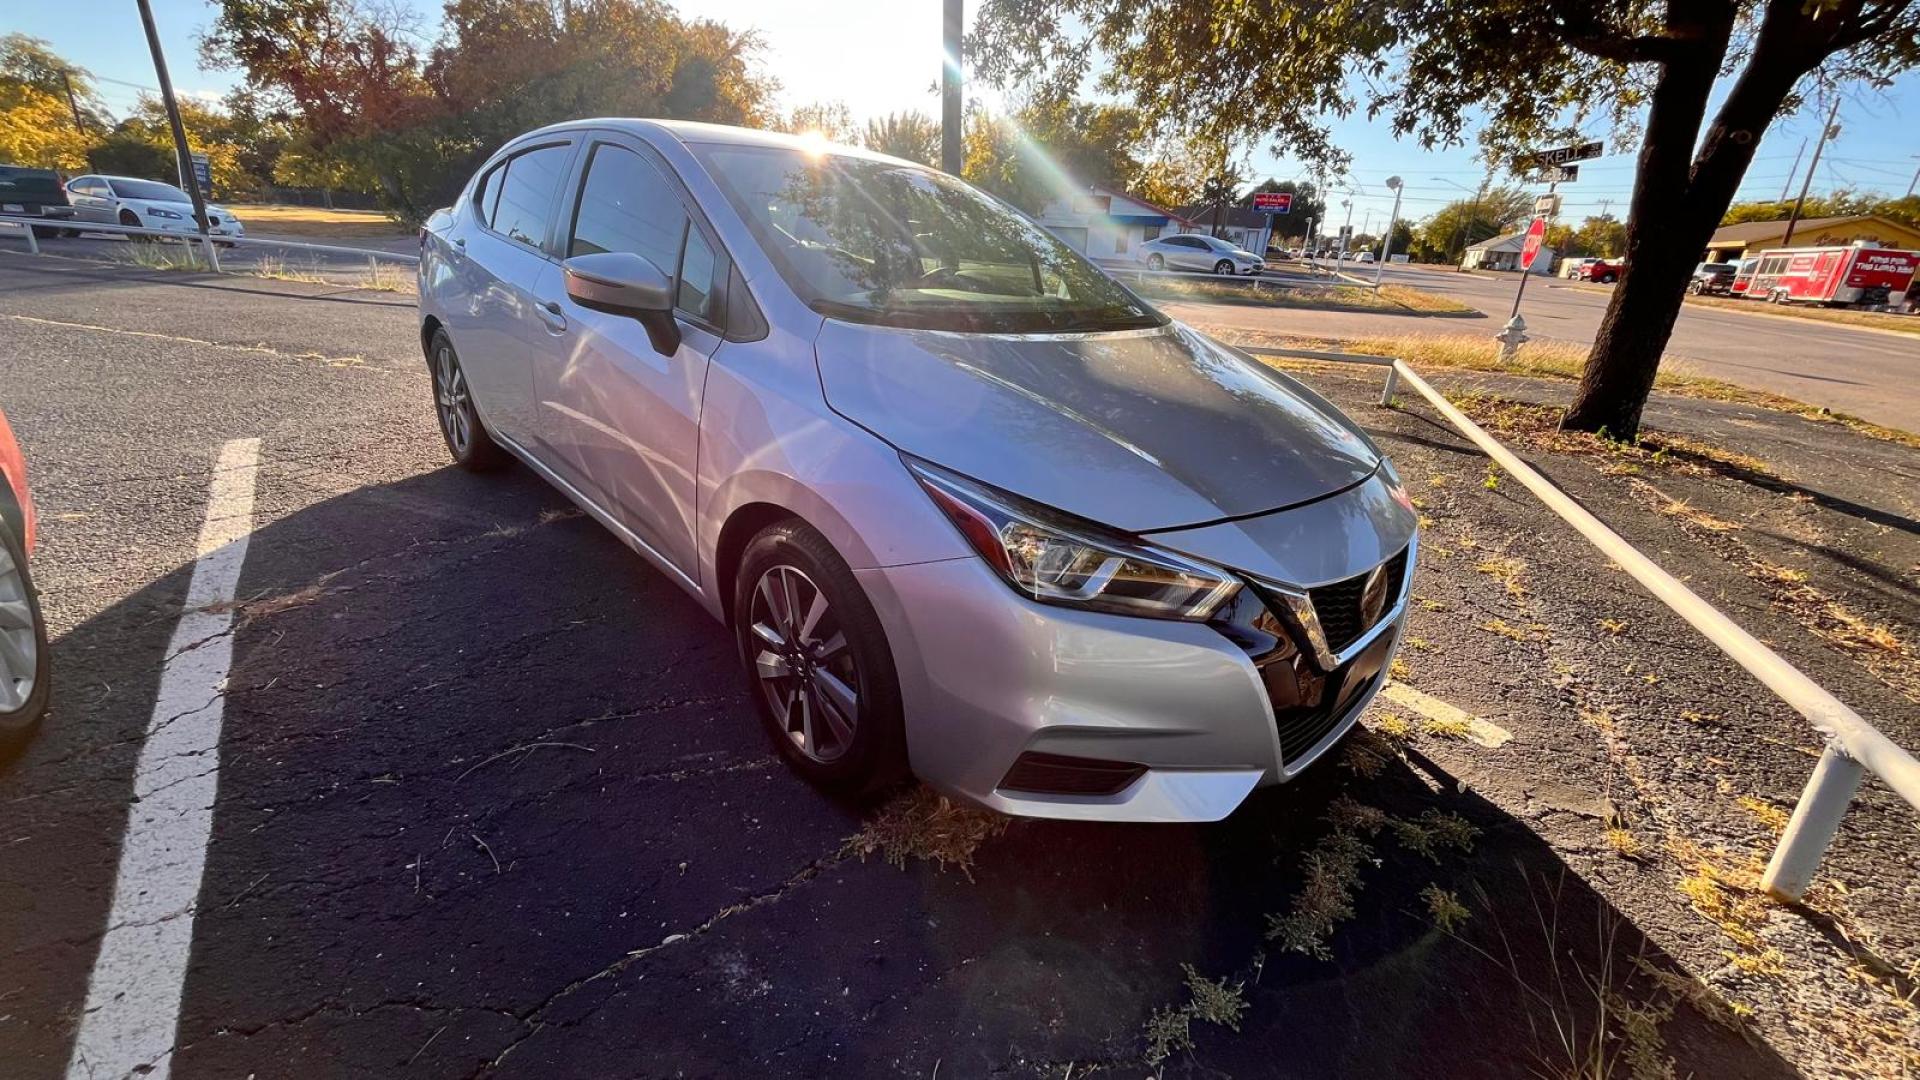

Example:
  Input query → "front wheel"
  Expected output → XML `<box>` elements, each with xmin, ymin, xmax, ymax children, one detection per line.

<box><xmin>0</xmin><ymin>520</ymin><xmax>51</xmax><ymax>754</ymax></box>
<box><xmin>1214</xmin><ymin>259</ymin><xmax>1235</xmax><ymax>276</ymax></box>
<box><xmin>734</xmin><ymin>520</ymin><xmax>905</xmax><ymax>794</ymax></box>
<box><xmin>427</xmin><ymin>329</ymin><xmax>507</xmax><ymax>471</ymax></box>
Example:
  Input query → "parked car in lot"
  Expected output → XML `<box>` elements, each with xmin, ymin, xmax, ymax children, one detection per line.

<box><xmin>417</xmin><ymin>120</ymin><xmax>1416</xmax><ymax>821</ymax></box>
<box><xmin>0</xmin><ymin>407</ymin><xmax>49</xmax><ymax>752</ymax></box>
<box><xmin>62</xmin><ymin>175</ymin><xmax>245</xmax><ymax>241</ymax></box>
<box><xmin>0</xmin><ymin>164</ymin><xmax>78</xmax><ymax>237</ymax></box>
<box><xmin>1578</xmin><ymin>258</ymin><xmax>1624</xmax><ymax>283</ymax></box>
<box><xmin>1137</xmin><ymin>232</ymin><xmax>1264</xmax><ymax>275</ymax></box>
<box><xmin>1687</xmin><ymin>261</ymin><xmax>1738</xmax><ymax>295</ymax></box>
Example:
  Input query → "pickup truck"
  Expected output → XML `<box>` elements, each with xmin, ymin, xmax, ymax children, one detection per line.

<box><xmin>0</xmin><ymin>165</ymin><xmax>78</xmax><ymax>237</ymax></box>
<box><xmin>1578</xmin><ymin>258</ymin><xmax>1623</xmax><ymax>284</ymax></box>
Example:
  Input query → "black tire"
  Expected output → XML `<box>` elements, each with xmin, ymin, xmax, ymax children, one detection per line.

<box><xmin>1598</xmin><ymin>272</ymin><xmax>1617</xmax><ymax>284</ymax></box>
<box><xmin>29</xmin><ymin>225</ymin><xmax>57</xmax><ymax>239</ymax></box>
<box><xmin>1214</xmin><ymin>259</ymin><xmax>1235</xmax><ymax>275</ymax></box>
<box><xmin>426</xmin><ymin>329</ymin><xmax>508</xmax><ymax>471</ymax></box>
<box><xmin>119</xmin><ymin>210</ymin><xmax>154</xmax><ymax>243</ymax></box>
<box><xmin>60</xmin><ymin>229</ymin><xmax>80</xmax><ymax>239</ymax></box>
<box><xmin>733</xmin><ymin>519</ymin><xmax>906</xmax><ymax>795</ymax></box>
<box><xmin>0</xmin><ymin>520</ymin><xmax>51</xmax><ymax>755</ymax></box>
<box><xmin>1146</xmin><ymin>254</ymin><xmax>1164</xmax><ymax>271</ymax></box>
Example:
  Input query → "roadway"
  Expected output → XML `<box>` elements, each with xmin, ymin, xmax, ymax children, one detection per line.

<box><xmin>1161</xmin><ymin>262</ymin><xmax>1919</xmax><ymax>431</ymax></box>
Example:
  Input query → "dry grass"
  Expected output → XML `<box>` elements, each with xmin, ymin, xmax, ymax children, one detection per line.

<box><xmin>1605</xmin><ymin>827</ymin><xmax>1647</xmax><ymax>861</ymax></box>
<box><xmin>1138</xmin><ymin>277</ymin><xmax>1474</xmax><ymax>314</ymax></box>
<box><xmin>841</xmin><ymin>786</ymin><xmax>1009</xmax><ymax>879</ymax></box>
<box><xmin>1473</xmin><ymin>554</ymin><xmax>1530</xmax><ymax>600</ymax></box>
<box><xmin>1479</xmin><ymin>617</ymin><xmax>1530</xmax><ymax>642</ymax></box>
<box><xmin>229</xmin><ymin>203</ymin><xmax>407</xmax><ymax>238</ymax></box>
<box><xmin>1218</xmin><ymin>329</ymin><xmax>1920</xmax><ymax>449</ymax></box>
<box><xmin>1679</xmin><ymin>291</ymin><xmax>1920</xmax><ymax>337</ymax></box>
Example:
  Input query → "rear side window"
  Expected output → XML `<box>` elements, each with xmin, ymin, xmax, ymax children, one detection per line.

<box><xmin>473</xmin><ymin>165</ymin><xmax>504</xmax><ymax>227</ymax></box>
<box><xmin>489</xmin><ymin>143</ymin><xmax>572</xmax><ymax>249</ymax></box>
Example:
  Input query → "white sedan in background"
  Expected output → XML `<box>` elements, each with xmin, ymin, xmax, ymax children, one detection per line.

<box><xmin>1137</xmin><ymin>233</ymin><xmax>1264</xmax><ymax>275</ymax></box>
<box><xmin>63</xmin><ymin>175</ymin><xmax>246</xmax><ymax>241</ymax></box>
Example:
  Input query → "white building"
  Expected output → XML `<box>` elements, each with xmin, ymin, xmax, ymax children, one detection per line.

<box><xmin>1463</xmin><ymin>231</ymin><xmax>1557</xmax><ymax>274</ymax></box>
<box><xmin>1032</xmin><ymin>187</ymin><xmax>1196</xmax><ymax>261</ymax></box>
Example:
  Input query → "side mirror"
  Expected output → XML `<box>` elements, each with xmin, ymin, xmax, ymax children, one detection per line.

<box><xmin>563</xmin><ymin>251</ymin><xmax>681</xmax><ymax>356</ymax></box>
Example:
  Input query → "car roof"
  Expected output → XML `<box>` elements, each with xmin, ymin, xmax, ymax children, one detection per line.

<box><xmin>510</xmin><ymin>118</ymin><xmax>926</xmax><ymax>169</ymax></box>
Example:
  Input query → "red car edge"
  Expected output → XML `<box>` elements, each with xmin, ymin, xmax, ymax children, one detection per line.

<box><xmin>0</xmin><ymin>406</ymin><xmax>50</xmax><ymax>750</ymax></box>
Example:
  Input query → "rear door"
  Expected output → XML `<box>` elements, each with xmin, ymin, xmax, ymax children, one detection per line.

<box><xmin>528</xmin><ymin>135</ymin><xmax>730</xmax><ymax>577</ymax></box>
<box><xmin>66</xmin><ymin>177</ymin><xmax>113</xmax><ymax>224</ymax></box>
<box><xmin>449</xmin><ymin>139</ymin><xmax>579</xmax><ymax>446</ymax></box>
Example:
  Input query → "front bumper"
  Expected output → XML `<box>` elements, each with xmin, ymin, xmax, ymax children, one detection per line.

<box><xmin>858</xmin><ymin>535</ymin><xmax>1411</xmax><ymax>823</ymax></box>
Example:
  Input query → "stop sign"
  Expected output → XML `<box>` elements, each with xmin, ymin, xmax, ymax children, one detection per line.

<box><xmin>1520</xmin><ymin>216</ymin><xmax>1547</xmax><ymax>270</ymax></box>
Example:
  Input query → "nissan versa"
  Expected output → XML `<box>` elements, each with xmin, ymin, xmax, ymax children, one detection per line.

<box><xmin>417</xmin><ymin>120</ymin><xmax>1418</xmax><ymax>822</ymax></box>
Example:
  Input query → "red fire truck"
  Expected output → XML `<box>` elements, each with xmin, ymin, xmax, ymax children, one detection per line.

<box><xmin>1740</xmin><ymin>244</ymin><xmax>1920</xmax><ymax>307</ymax></box>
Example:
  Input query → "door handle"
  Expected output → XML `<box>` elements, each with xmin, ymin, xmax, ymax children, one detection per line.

<box><xmin>535</xmin><ymin>300</ymin><xmax>568</xmax><ymax>333</ymax></box>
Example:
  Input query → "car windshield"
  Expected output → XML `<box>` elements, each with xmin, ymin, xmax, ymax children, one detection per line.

<box><xmin>111</xmin><ymin>178</ymin><xmax>192</xmax><ymax>202</ymax></box>
<box><xmin>694</xmin><ymin>144</ymin><xmax>1165</xmax><ymax>334</ymax></box>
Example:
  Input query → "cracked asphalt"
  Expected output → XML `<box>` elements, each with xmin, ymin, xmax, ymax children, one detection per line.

<box><xmin>1</xmin><ymin>253</ymin><xmax>1909</xmax><ymax>1078</ymax></box>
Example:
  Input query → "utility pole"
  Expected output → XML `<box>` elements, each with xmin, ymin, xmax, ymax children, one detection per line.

<box><xmin>1781</xmin><ymin>96</ymin><xmax>1840</xmax><ymax>249</ymax></box>
<box><xmin>1906</xmin><ymin>155</ymin><xmax>1919</xmax><ymax>198</ymax></box>
<box><xmin>1779</xmin><ymin>137</ymin><xmax>1807</xmax><ymax>202</ymax></box>
<box><xmin>940</xmin><ymin>0</ymin><xmax>963</xmax><ymax>176</ymax></box>
<box><xmin>135</xmin><ymin>0</ymin><xmax>216</xmax><ymax>262</ymax></box>
<box><xmin>1455</xmin><ymin>176</ymin><xmax>1488</xmax><ymax>270</ymax></box>
<box><xmin>59</xmin><ymin>70</ymin><xmax>86</xmax><ymax>131</ymax></box>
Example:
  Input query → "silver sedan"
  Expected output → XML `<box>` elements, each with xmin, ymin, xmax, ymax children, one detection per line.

<box><xmin>417</xmin><ymin>120</ymin><xmax>1416</xmax><ymax>822</ymax></box>
<box><xmin>1137</xmin><ymin>233</ymin><xmax>1266</xmax><ymax>275</ymax></box>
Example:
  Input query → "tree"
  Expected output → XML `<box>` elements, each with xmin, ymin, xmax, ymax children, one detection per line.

<box><xmin>863</xmin><ymin>110</ymin><xmax>939</xmax><ymax>165</ymax></box>
<box><xmin>783</xmin><ymin>101</ymin><xmax>856</xmax><ymax>141</ymax></box>
<box><xmin>1574</xmin><ymin>214</ymin><xmax>1628</xmax><ymax>257</ymax></box>
<box><xmin>1</xmin><ymin>35</ymin><xmax>104</xmax><ymax>169</ymax></box>
<box><xmin>1413</xmin><ymin>187</ymin><xmax>1532</xmax><ymax>263</ymax></box>
<box><xmin>972</xmin><ymin>0</ymin><xmax>1920</xmax><ymax>438</ymax></box>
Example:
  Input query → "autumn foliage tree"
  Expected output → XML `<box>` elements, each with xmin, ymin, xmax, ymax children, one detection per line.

<box><xmin>972</xmin><ymin>0</ymin><xmax>1920</xmax><ymax>438</ymax></box>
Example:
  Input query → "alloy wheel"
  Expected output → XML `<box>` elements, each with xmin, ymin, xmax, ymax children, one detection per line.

<box><xmin>747</xmin><ymin>564</ymin><xmax>858</xmax><ymax>764</ymax></box>
<box><xmin>434</xmin><ymin>344</ymin><xmax>474</xmax><ymax>456</ymax></box>
<box><xmin>0</xmin><ymin>541</ymin><xmax>39</xmax><ymax>714</ymax></box>
<box><xmin>1215</xmin><ymin>259</ymin><xmax>1234</xmax><ymax>275</ymax></box>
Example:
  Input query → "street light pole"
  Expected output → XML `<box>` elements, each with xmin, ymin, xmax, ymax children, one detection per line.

<box><xmin>135</xmin><ymin>0</ymin><xmax>216</xmax><ymax>266</ymax></box>
<box><xmin>940</xmin><ymin>0</ymin><xmax>963</xmax><ymax>176</ymax></box>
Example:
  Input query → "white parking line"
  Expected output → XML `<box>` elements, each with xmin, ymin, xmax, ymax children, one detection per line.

<box><xmin>66</xmin><ymin>438</ymin><xmax>261</xmax><ymax>1080</ymax></box>
<box><xmin>1381</xmin><ymin>681</ymin><xmax>1513</xmax><ymax>749</ymax></box>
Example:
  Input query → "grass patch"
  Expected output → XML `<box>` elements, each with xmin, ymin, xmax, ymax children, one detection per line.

<box><xmin>842</xmin><ymin>786</ymin><xmax>1009</xmax><ymax>879</ymax></box>
<box><xmin>1216</xmin><ymin>328</ymin><xmax>1920</xmax><ymax>449</ymax></box>
<box><xmin>1679</xmin><ymin>291</ymin><xmax>1920</xmax><ymax>337</ymax></box>
<box><xmin>1136</xmin><ymin>277</ymin><xmax>1473</xmax><ymax>314</ymax></box>
<box><xmin>1421</xmin><ymin>884</ymin><xmax>1471</xmax><ymax>931</ymax></box>
<box><xmin>228</xmin><ymin>203</ymin><xmax>407</xmax><ymax>238</ymax></box>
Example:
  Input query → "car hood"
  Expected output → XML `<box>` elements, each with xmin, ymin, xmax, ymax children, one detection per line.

<box><xmin>814</xmin><ymin>320</ymin><xmax>1381</xmax><ymax>533</ymax></box>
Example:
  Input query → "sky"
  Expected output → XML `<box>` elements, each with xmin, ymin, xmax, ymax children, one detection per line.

<box><xmin>9</xmin><ymin>0</ymin><xmax>1919</xmax><ymax>233</ymax></box>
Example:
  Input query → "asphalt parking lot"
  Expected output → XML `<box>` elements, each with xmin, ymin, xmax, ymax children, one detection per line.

<box><xmin>2</xmin><ymin>254</ymin><xmax>1914</xmax><ymax>1078</ymax></box>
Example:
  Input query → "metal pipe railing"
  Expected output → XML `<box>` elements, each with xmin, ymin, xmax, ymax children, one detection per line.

<box><xmin>1241</xmin><ymin>344</ymin><xmax>1920</xmax><ymax>902</ymax></box>
<box><xmin>0</xmin><ymin>215</ymin><xmax>418</xmax><ymax>270</ymax></box>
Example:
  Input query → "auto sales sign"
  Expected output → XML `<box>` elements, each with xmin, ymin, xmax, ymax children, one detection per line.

<box><xmin>1252</xmin><ymin>192</ymin><xmax>1293</xmax><ymax>214</ymax></box>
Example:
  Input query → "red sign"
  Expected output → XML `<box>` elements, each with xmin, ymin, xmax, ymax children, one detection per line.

<box><xmin>1520</xmin><ymin>216</ymin><xmax>1547</xmax><ymax>270</ymax></box>
<box><xmin>1252</xmin><ymin>192</ymin><xmax>1293</xmax><ymax>214</ymax></box>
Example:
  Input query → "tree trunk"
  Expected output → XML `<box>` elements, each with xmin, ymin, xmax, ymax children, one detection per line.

<box><xmin>1563</xmin><ymin>13</ymin><xmax>1733</xmax><ymax>437</ymax></box>
<box><xmin>1564</xmin><ymin>0</ymin><xmax>1831</xmax><ymax>437</ymax></box>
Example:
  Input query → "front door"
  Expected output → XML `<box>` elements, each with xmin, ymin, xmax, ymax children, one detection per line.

<box><xmin>531</xmin><ymin>139</ymin><xmax>723</xmax><ymax>577</ymax></box>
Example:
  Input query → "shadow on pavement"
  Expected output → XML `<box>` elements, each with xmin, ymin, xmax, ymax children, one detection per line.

<box><xmin>2</xmin><ymin>462</ymin><xmax>1801</xmax><ymax>1079</ymax></box>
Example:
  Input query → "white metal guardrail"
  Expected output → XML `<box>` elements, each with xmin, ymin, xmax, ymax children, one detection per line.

<box><xmin>1241</xmin><ymin>344</ymin><xmax>1920</xmax><ymax>902</ymax></box>
<box><xmin>0</xmin><ymin>214</ymin><xmax>418</xmax><ymax>278</ymax></box>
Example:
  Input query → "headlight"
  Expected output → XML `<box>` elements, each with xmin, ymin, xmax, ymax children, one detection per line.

<box><xmin>906</xmin><ymin>458</ymin><xmax>1241</xmax><ymax>621</ymax></box>
<box><xmin>147</xmin><ymin>208</ymin><xmax>184</xmax><ymax>219</ymax></box>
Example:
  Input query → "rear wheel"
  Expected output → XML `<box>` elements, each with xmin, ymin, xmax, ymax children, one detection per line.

<box><xmin>1214</xmin><ymin>259</ymin><xmax>1235</xmax><ymax>275</ymax></box>
<box><xmin>1146</xmin><ymin>253</ymin><xmax>1164</xmax><ymax>271</ymax></box>
<box><xmin>0</xmin><ymin>520</ymin><xmax>50</xmax><ymax>754</ymax></box>
<box><xmin>29</xmin><ymin>225</ymin><xmax>57</xmax><ymax>239</ymax></box>
<box><xmin>427</xmin><ymin>329</ymin><xmax>507</xmax><ymax>471</ymax></box>
<box><xmin>734</xmin><ymin>520</ymin><xmax>905</xmax><ymax>794</ymax></box>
